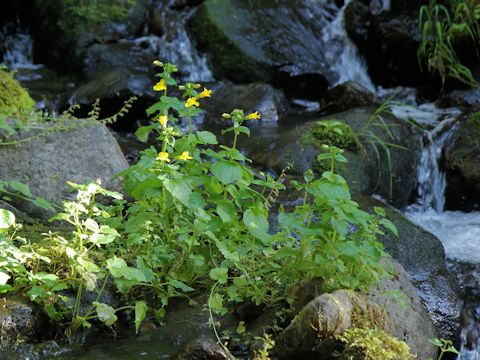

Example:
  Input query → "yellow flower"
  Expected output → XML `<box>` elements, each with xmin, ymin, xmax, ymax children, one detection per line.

<box><xmin>185</xmin><ymin>97</ymin><xmax>200</xmax><ymax>108</ymax></box>
<box><xmin>153</xmin><ymin>60</ymin><xmax>163</xmax><ymax>67</ymax></box>
<box><xmin>198</xmin><ymin>87</ymin><xmax>212</xmax><ymax>99</ymax></box>
<box><xmin>177</xmin><ymin>151</ymin><xmax>193</xmax><ymax>161</ymax></box>
<box><xmin>158</xmin><ymin>115</ymin><xmax>168</xmax><ymax>128</ymax></box>
<box><xmin>245</xmin><ymin>111</ymin><xmax>261</xmax><ymax>120</ymax></box>
<box><xmin>156</xmin><ymin>151</ymin><xmax>170</xmax><ymax>162</ymax></box>
<box><xmin>153</xmin><ymin>79</ymin><xmax>167</xmax><ymax>92</ymax></box>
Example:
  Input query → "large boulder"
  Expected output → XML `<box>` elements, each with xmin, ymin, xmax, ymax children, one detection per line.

<box><xmin>274</xmin><ymin>261</ymin><xmax>438</xmax><ymax>360</ymax></box>
<box><xmin>320</xmin><ymin>81</ymin><xmax>375</xmax><ymax>115</ymax></box>
<box><xmin>356</xmin><ymin>195</ymin><xmax>462</xmax><ymax>344</ymax></box>
<box><xmin>189</xmin><ymin>0</ymin><xmax>350</xmax><ymax>99</ymax></box>
<box><xmin>0</xmin><ymin>119</ymin><xmax>129</xmax><ymax>218</ymax></box>
<box><xmin>246</xmin><ymin>106</ymin><xmax>421</xmax><ymax>208</ymax></box>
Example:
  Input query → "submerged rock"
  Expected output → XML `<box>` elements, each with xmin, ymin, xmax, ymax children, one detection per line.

<box><xmin>356</xmin><ymin>195</ymin><xmax>462</xmax><ymax>344</ymax></box>
<box><xmin>246</xmin><ymin>106</ymin><xmax>421</xmax><ymax>208</ymax></box>
<box><xmin>176</xmin><ymin>336</ymin><xmax>232</xmax><ymax>360</ymax></box>
<box><xmin>0</xmin><ymin>119</ymin><xmax>129</xmax><ymax>218</ymax></box>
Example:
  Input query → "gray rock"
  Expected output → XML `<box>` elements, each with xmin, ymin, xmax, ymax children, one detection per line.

<box><xmin>321</xmin><ymin>81</ymin><xmax>375</xmax><ymax>115</ymax></box>
<box><xmin>355</xmin><ymin>195</ymin><xmax>462</xmax><ymax>344</ymax></box>
<box><xmin>274</xmin><ymin>280</ymin><xmax>435</xmax><ymax>360</ymax></box>
<box><xmin>0</xmin><ymin>296</ymin><xmax>47</xmax><ymax>349</ymax></box>
<box><xmin>0</xmin><ymin>119</ymin><xmax>129</xmax><ymax>218</ymax></box>
<box><xmin>438</xmin><ymin>88</ymin><xmax>480</xmax><ymax>108</ymax></box>
<box><xmin>176</xmin><ymin>336</ymin><xmax>232</xmax><ymax>360</ymax></box>
<box><xmin>189</xmin><ymin>0</ymin><xmax>346</xmax><ymax>99</ymax></box>
<box><xmin>246</xmin><ymin>106</ymin><xmax>421</xmax><ymax>208</ymax></box>
<box><xmin>202</xmin><ymin>82</ymin><xmax>289</xmax><ymax>125</ymax></box>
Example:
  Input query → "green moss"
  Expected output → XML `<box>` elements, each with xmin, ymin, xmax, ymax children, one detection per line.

<box><xmin>467</xmin><ymin>111</ymin><xmax>480</xmax><ymax>129</ymax></box>
<box><xmin>36</xmin><ymin>0</ymin><xmax>136</xmax><ymax>38</ymax></box>
<box><xmin>301</xmin><ymin>120</ymin><xmax>358</xmax><ymax>150</ymax></box>
<box><xmin>0</xmin><ymin>70</ymin><xmax>35</xmax><ymax>119</ymax></box>
<box><xmin>337</xmin><ymin>326</ymin><xmax>414</xmax><ymax>360</ymax></box>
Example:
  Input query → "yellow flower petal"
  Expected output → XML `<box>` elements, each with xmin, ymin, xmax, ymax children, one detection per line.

<box><xmin>153</xmin><ymin>79</ymin><xmax>167</xmax><ymax>92</ymax></box>
<box><xmin>185</xmin><ymin>97</ymin><xmax>200</xmax><ymax>108</ymax></box>
<box><xmin>158</xmin><ymin>115</ymin><xmax>168</xmax><ymax>128</ymax></box>
<box><xmin>198</xmin><ymin>87</ymin><xmax>212</xmax><ymax>99</ymax></box>
<box><xmin>245</xmin><ymin>111</ymin><xmax>261</xmax><ymax>120</ymax></box>
<box><xmin>156</xmin><ymin>151</ymin><xmax>170</xmax><ymax>162</ymax></box>
<box><xmin>177</xmin><ymin>151</ymin><xmax>193</xmax><ymax>161</ymax></box>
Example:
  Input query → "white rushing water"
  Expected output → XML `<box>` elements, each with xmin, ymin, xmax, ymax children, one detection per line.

<box><xmin>2</xmin><ymin>27</ymin><xmax>42</xmax><ymax>72</ymax></box>
<box><xmin>322</xmin><ymin>0</ymin><xmax>375</xmax><ymax>92</ymax></box>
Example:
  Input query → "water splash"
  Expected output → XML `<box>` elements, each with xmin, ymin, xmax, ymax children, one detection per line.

<box><xmin>2</xmin><ymin>26</ymin><xmax>41</xmax><ymax>71</ymax></box>
<box><xmin>322</xmin><ymin>0</ymin><xmax>375</xmax><ymax>91</ymax></box>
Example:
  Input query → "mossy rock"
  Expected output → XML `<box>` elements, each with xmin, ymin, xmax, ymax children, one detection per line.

<box><xmin>303</xmin><ymin>119</ymin><xmax>358</xmax><ymax>150</ymax></box>
<box><xmin>0</xmin><ymin>69</ymin><xmax>35</xmax><ymax>119</ymax></box>
<box><xmin>31</xmin><ymin>0</ymin><xmax>146</xmax><ymax>71</ymax></box>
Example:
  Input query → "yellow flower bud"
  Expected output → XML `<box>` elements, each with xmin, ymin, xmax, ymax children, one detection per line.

<box><xmin>222</xmin><ymin>113</ymin><xmax>231</xmax><ymax>119</ymax></box>
<box><xmin>153</xmin><ymin>60</ymin><xmax>163</xmax><ymax>67</ymax></box>
<box><xmin>158</xmin><ymin>115</ymin><xmax>168</xmax><ymax>128</ymax></box>
<box><xmin>194</xmin><ymin>83</ymin><xmax>201</xmax><ymax>89</ymax></box>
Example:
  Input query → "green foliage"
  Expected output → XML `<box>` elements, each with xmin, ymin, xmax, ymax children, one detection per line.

<box><xmin>418</xmin><ymin>0</ymin><xmax>480</xmax><ymax>87</ymax></box>
<box><xmin>467</xmin><ymin>111</ymin><xmax>480</xmax><ymax>128</ymax></box>
<box><xmin>0</xmin><ymin>62</ymin><xmax>397</xmax><ymax>346</ymax></box>
<box><xmin>428</xmin><ymin>338</ymin><xmax>460</xmax><ymax>360</ymax></box>
<box><xmin>0</xmin><ymin>69</ymin><xmax>35</xmax><ymax>119</ymax></box>
<box><xmin>0</xmin><ymin>180</ymin><xmax>56</xmax><ymax>213</ymax></box>
<box><xmin>337</xmin><ymin>326</ymin><xmax>414</xmax><ymax>360</ymax></box>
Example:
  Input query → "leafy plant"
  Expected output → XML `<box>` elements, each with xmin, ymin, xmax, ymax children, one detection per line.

<box><xmin>428</xmin><ymin>338</ymin><xmax>460</xmax><ymax>360</ymax></box>
<box><xmin>418</xmin><ymin>0</ymin><xmax>480</xmax><ymax>87</ymax></box>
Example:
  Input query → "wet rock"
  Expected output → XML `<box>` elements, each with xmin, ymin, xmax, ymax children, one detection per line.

<box><xmin>274</xmin><ymin>280</ymin><xmax>435</xmax><ymax>360</ymax></box>
<box><xmin>320</xmin><ymin>81</ymin><xmax>375</xmax><ymax>115</ymax></box>
<box><xmin>355</xmin><ymin>195</ymin><xmax>462</xmax><ymax>344</ymax></box>
<box><xmin>0</xmin><ymin>119</ymin><xmax>129</xmax><ymax>218</ymax></box>
<box><xmin>31</xmin><ymin>0</ymin><xmax>148</xmax><ymax>72</ymax></box>
<box><xmin>0</xmin><ymin>296</ymin><xmax>47</xmax><ymax>349</ymax></box>
<box><xmin>438</xmin><ymin>87</ymin><xmax>480</xmax><ymax>108</ymax></box>
<box><xmin>176</xmin><ymin>336</ymin><xmax>232</xmax><ymax>360</ymax></box>
<box><xmin>344</xmin><ymin>0</ymin><xmax>370</xmax><ymax>52</ymax></box>
<box><xmin>446</xmin><ymin>109</ymin><xmax>480</xmax><ymax>209</ymax></box>
<box><xmin>189</xmin><ymin>0</ymin><xmax>345</xmax><ymax>99</ymax></box>
<box><xmin>202</xmin><ymin>82</ymin><xmax>289</xmax><ymax>124</ymax></box>
<box><xmin>246</xmin><ymin>106</ymin><xmax>421</xmax><ymax>208</ymax></box>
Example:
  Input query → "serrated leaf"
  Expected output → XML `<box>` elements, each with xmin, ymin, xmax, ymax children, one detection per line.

<box><xmin>216</xmin><ymin>201</ymin><xmax>236</xmax><ymax>223</ymax></box>
<box><xmin>164</xmin><ymin>178</ymin><xmax>192</xmax><ymax>206</ymax></box>
<box><xmin>94</xmin><ymin>302</ymin><xmax>117</xmax><ymax>326</ymax></box>
<box><xmin>0</xmin><ymin>209</ymin><xmax>15</xmax><ymax>229</ymax></box>
<box><xmin>211</xmin><ymin>161</ymin><xmax>243</xmax><ymax>184</ymax></box>
<box><xmin>169</xmin><ymin>279</ymin><xmax>194</xmax><ymax>292</ymax></box>
<box><xmin>196</xmin><ymin>131</ymin><xmax>218</xmax><ymax>144</ymax></box>
<box><xmin>209</xmin><ymin>268</ymin><xmax>229</xmax><ymax>284</ymax></box>
<box><xmin>8</xmin><ymin>181</ymin><xmax>32</xmax><ymax>197</ymax></box>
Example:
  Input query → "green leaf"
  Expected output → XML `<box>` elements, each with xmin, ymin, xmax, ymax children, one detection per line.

<box><xmin>196</xmin><ymin>131</ymin><xmax>218</xmax><ymax>144</ymax></box>
<box><xmin>0</xmin><ymin>209</ymin><xmax>15</xmax><ymax>229</ymax></box>
<box><xmin>31</xmin><ymin>197</ymin><xmax>55</xmax><ymax>211</ymax></box>
<box><xmin>243</xmin><ymin>207</ymin><xmax>270</xmax><ymax>242</ymax></box>
<box><xmin>209</xmin><ymin>293</ymin><xmax>226</xmax><ymax>315</ymax></box>
<box><xmin>135</xmin><ymin>124</ymin><xmax>157</xmax><ymax>143</ymax></box>
<box><xmin>135</xmin><ymin>301</ymin><xmax>148</xmax><ymax>334</ymax></box>
<box><xmin>106</xmin><ymin>256</ymin><xmax>147</xmax><ymax>282</ymax></box>
<box><xmin>8</xmin><ymin>181</ymin><xmax>32</xmax><ymax>197</ymax></box>
<box><xmin>94</xmin><ymin>302</ymin><xmax>118</xmax><ymax>326</ymax></box>
<box><xmin>164</xmin><ymin>178</ymin><xmax>192</xmax><ymax>206</ymax></box>
<box><xmin>169</xmin><ymin>279</ymin><xmax>194</xmax><ymax>292</ymax></box>
<box><xmin>216</xmin><ymin>201</ymin><xmax>236</xmax><ymax>223</ymax></box>
<box><xmin>0</xmin><ymin>272</ymin><xmax>10</xmax><ymax>286</ymax></box>
<box><xmin>209</xmin><ymin>268</ymin><xmax>229</xmax><ymax>284</ymax></box>
<box><xmin>380</xmin><ymin>219</ymin><xmax>398</xmax><ymax>237</ymax></box>
<box><xmin>211</xmin><ymin>161</ymin><xmax>243</xmax><ymax>184</ymax></box>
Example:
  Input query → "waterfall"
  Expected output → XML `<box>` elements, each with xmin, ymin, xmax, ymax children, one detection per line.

<box><xmin>322</xmin><ymin>0</ymin><xmax>375</xmax><ymax>91</ymax></box>
<box><xmin>2</xmin><ymin>26</ymin><xmax>40</xmax><ymax>71</ymax></box>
